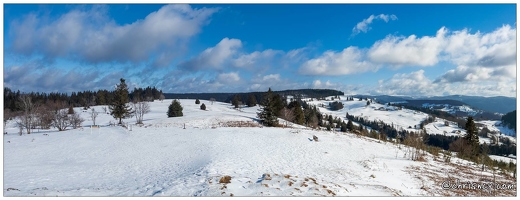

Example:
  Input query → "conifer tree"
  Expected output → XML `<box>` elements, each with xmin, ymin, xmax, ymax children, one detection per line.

<box><xmin>257</xmin><ymin>88</ymin><xmax>279</xmax><ymax>127</ymax></box>
<box><xmin>200</xmin><ymin>103</ymin><xmax>206</xmax><ymax>110</ymax></box>
<box><xmin>232</xmin><ymin>95</ymin><xmax>241</xmax><ymax>108</ymax></box>
<box><xmin>464</xmin><ymin>116</ymin><xmax>480</xmax><ymax>156</ymax></box>
<box><xmin>247</xmin><ymin>94</ymin><xmax>257</xmax><ymax>107</ymax></box>
<box><xmin>272</xmin><ymin>94</ymin><xmax>285</xmax><ymax>117</ymax></box>
<box><xmin>347</xmin><ymin>119</ymin><xmax>354</xmax><ymax>131</ymax></box>
<box><xmin>292</xmin><ymin>101</ymin><xmax>305</xmax><ymax>125</ymax></box>
<box><xmin>168</xmin><ymin>99</ymin><xmax>183</xmax><ymax>117</ymax></box>
<box><xmin>195</xmin><ymin>99</ymin><xmax>200</xmax><ymax>104</ymax></box>
<box><xmin>109</xmin><ymin>78</ymin><xmax>133</xmax><ymax>125</ymax></box>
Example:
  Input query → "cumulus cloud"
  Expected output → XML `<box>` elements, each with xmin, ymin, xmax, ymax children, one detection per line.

<box><xmin>298</xmin><ymin>47</ymin><xmax>378</xmax><ymax>76</ymax></box>
<box><xmin>372</xmin><ymin>69</ymin><xmax>516</xmax><ymax>97</ymax></box>
<box><xmin>178</xmin><ymin>37</ymin><xmax>284</xmax><ymax>71</ymax></box>
<box><xmin>3</xmin><ymin>63</ymin><xmax>123</xmax><ymax>93</ymax></box>
<box><xmin>373</xmin><ymin>70</ymin><xmax>436</xmax><ymax>96</ymax></box>
<box><xmin>445</xmin><ymin>25</ymin><xmax>516</xmax><ymax>67</ymax></box>
<box><xmin>367</xmin><ymin>27</ymin><xmax>447</xmax><ymax>67</ymax></box>
<box><xmin>352</xmin><ymin>14</ymin><xmax>398</xmax><ymax>36</ymax></box>
<box><xmin>179</xmin><ymin>38</ymin><xmax>242</xmax><ymax>71</ymax></box>
<box><xmin>217</xmin><ymin>72</ymin><xmax>241</xmax><ymax>84</ymax></box>
<box><xmin>436</xmin><ymin>25</ymin><xmax>516</xmax><ymax>83</ymax></box>
<box><xmin>312</xmin><ymin>80</ymin><xmax>337</xmax><ymax>89</ymax></box>
<box><xmin>8</xmin><ymin>5</ymin><xmax>219</xmax><ymax>64</ymax></box>
<box><xmin>233</xmin><ymin>49</ymin><xmax>283</xmax><ymax>68</ymax></box>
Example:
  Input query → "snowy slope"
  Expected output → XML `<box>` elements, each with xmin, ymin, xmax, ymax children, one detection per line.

<box><xmin>3</xmin><ymin>99</ymin><xmax>516</xmax><ymax>196</ymax></box>
<box><xmin>304</xmin><ymin>96</ymin><xmax>430</xmax><ymax>133</ymax></box>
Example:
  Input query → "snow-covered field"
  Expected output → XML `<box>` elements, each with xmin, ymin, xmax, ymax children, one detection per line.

<box><xmin>3</xmin><ymin>99</ymin><xmax>517</xmax><ymax>196</ymax></box>
<box><xmin>304</xmin><ymin>97</ymin><xmax>429</xmax><ymax>133</ymax></box>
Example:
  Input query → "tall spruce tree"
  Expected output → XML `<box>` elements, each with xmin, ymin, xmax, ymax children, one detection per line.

<box><xmin>464</xmin><ymin>116</ymin><xmax>480</xmax><ymax>155</ymax></box>
<box><xmin>292</xmin><ymin>101</ymin><xmax>305</xmax><ymax>125</ymax></box>
<box><xmin>347</xmin><ymin>119</ymin><xmax>354</xmax><ymax>131</ymax></box>
<box><xmin>257</xmin><ymin>88</ymin><xmax>279</xmax><ymax>127</ymax></box>
<box><xmin>247</xmin><ymin>94</ymin><xmax>257</xmax><ymax>107</ymax></box>
<box><xmin>109</xmin><ymin>78</ymin><xmax>133</xmax><ymax>125</ymax></box>
<box><xmin>232</xmin><ymin>95</ymin><xmax>241</xmax><ymax>109</ymax></box>
<box><xmin>272</xmin><ymin>94</ymin><xmax>285</xmax><ymax>117</ymax></box>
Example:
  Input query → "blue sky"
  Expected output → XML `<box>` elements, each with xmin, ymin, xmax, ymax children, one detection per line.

<box><xmin>3</xmin><ymin>4</ymin><xmax>517</xmax><ymax>97</ymax></box>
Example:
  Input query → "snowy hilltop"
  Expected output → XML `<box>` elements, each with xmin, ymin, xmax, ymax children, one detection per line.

<box><xmin>3</xmin><ymin>97</ymin><xmax>517</xmax><ymax>197</ymax></box>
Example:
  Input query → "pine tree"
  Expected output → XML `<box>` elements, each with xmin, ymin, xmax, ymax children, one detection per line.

<box><xmin>167</xmin><ymin>100</ymin><xmax>183</xmax><ymax>117</ymax></box>
<box><xmin>272</xmin><ymin>94</ymin><xmax>285</xmax><ymax>117</ymax></box>
<box><xmin>195</xmin><ymin>99</ymin><xmax>200</xmax><ymax>104</ymax></box>
<box><xmin>232</xmin><ymin>95</ymin><xmax>241</xmax><ymax>109</ymax></box>
<box><xmin>109</xmin><ymin>78</ymin><xmax>133</xmax><ymax>125</ymax></box>
<box><xmin>464</xmin><ymin>116</ymin><xmax>480</xmax><ymax>156</ymax></box>
<box><xmin>257</xmin><ymin>88</ymin><xmax>279</xmax><ymax>127</ymax></box>
<box><xmin>292</xmin><ymin>101</ymin><xmax>305</xmax><ymax>125</ymax></box>
<box><xmin>347</xmin><ymin>119</ymin><xmax>354</xmax><ymax>131</ymax></box>
<box><xmin>200</xmin><ymin>103</ymin><xmax>206</xmax><ymax>110</ymax></box>
<box><xmin>340</xmin><ymin>122</ymin><xmax>347</xmax><ymax>132</ymax></box>
<box><xmin>247</xmin><ymin>94</ymin><xmax>257</xmax><ymax>107</ymax></box>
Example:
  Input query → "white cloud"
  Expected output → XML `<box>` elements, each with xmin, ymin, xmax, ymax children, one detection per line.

<box><xmin>217</xmin><ymin>72</ymin><xmax>241</xmax><ymax>83</ymax></box>
<box><xmin>373</xmin><ymin>70</ymin><xmax>436</xmax><ymax>96</ymax></box>
<box><xmin>436</xmin><ymin>25</ymin><xmax>516</xmax><ymax>83</ymax></box>
<box><xmin>8</xmin><ymin>5</ymin><xmax>219</xmax><ymax>64</ymax></box>
<box><xmin>262</xmin><ymin>74</ymin><xmax>281</xmax><ymax>82</ymax></box>
<box><xmin>233</xmin><ymin>49</ymin><xmax>282</xmax><ymax>68</ymax></box>
<box><xmin>312</xmin><ymin>80</ymin><xmax>322</xmax><ymax>88</ymax></box>
<box><xmin>179</xmin><ymin>38</ymin><xmax>242</xmax><ymax>70</ymax></box>
<box><xmin>298</xmin><ymin>47</ymin><xmax>377</xmax><ymax>76</ymax></box>
<box><xmin>445</xmin><ymin>25</ymin><xmax>516</xmax><ymax>68</ymax></box>
<box><xmin>372</xmin><ymin>69</ymin><xmax>516</xmax><ymax>97</ymax></box>
<box><xmin>312</xmin><ymin>80</ymin><xmax>337</xmax><ymax>89</ymax></box>
<box><xmin>367</xmin><ymin>27</ymin><xmax>447</xmax><ymax>67</ymax></box>
<box><xmin>352</xmin><ymin>14</ymin><xmax>398</xmax><ymax>36</ymax></box>
<box><xmin>3</xmin><ymin>63</ymin><xmax>123</xmax><ymax>93</ymax></box>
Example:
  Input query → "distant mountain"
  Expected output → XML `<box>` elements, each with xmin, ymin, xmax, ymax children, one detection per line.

<box><xmin>357</xmin><ymin>95</ymin><xmax>516</xmax><ymax>114</ymax></box>
<box><xmin>425</xmin><ymin>95</ymin><xmax>516</xmax><ymax>114</ymax></box>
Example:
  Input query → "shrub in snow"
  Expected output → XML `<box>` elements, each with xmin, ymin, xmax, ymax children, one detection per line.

<box><xmin>219</xmin><ymin>176</ymin><xmax>231</xmax><ymax>184</ymax></box>
<box><xmin>195</xmin><ymin>99</ymin><xmax>200</xmax><ymax>104</ymax></box>
<box><xmin>200</xmin><ymin>103</ymin><xmax>206</xmax><ymax>110</ymax></box>
<box><xmin>167</xmin><ymin>100</ymin><xmax>183</xmax><ymax>117</ymax></box>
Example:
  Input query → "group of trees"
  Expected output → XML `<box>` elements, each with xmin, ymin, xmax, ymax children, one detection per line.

<box><xmin>257</xmin><ymin>88</ymin><xmax>320</xmax><ymax>128</ymax></box>
<box><xmin>4</xmin><ymin>78</ymin><xmax>164</xmax><ymax>134</ymax></box>
<box><xmin>5</xmin><ymin>95</ymin><xmax>85</xmax><ymax>135</ymax></box>
<box><xmin>501</xmin><ymin>110</ymin><xmax>516</xmax><ymax>131</ymax></box>
<box><xmin>396</xmin><ymin>104</ymin><xmax>468</xmax><ymax>128</ymax></box>
<box><xmin>329</xmin><ymin>101</ymin><xmax>344</xmax><ymax>111</ymax></box>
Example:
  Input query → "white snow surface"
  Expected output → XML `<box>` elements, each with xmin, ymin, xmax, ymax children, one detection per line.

<box><xmin>3</xmin><ymin>99</ymin><xmax>516</xmax><ymax>196</ymax></box>
<box><xmin>304</xmin><ymin>97</ymin><xmax>429</xmax><ymax>133</ymax></box>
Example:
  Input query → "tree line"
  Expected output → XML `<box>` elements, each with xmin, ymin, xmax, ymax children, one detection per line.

<box><xmin>4</xmin><ymin>86</ymin><xmax>164</xmax><ymax>113</ymax></box>
<box><xmin>3</xmin><ymin>79</ymin><xmax>163</xmax><ymax>134</ymax></box>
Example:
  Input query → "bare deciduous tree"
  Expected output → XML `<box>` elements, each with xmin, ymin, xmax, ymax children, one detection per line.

<box><xmin>159</xmin><ymin>94</ymin><xmax>165</xmax><ymax>102</ymax></box>
<box><xmin>50</xmin><ymin>101</ymin><xmax>70</xmax><ymax>131</ymax></box>
<box><xmin>35</xmin><ymin>104</ymin><xmax>53</xmax><ymax>130</ymax></box>
<box><xmin>53</xmin><ymin>109</ymin><xmax>71</xmax><ymax>131</ymax></box>
<box><xmin>70</xmin><ymin>112</ymin><xmax>84</xmax><ymax>129</ymax></box>
<box><xmin>91</xmin><ymin>108</ymin><xmax>99</xmax><ymax>126</ymax></box>
<box><xmin>210</xmin><ymin>98</ymin><xmax>216</xmax><ymax>105</ymax></box>
<box><xmin>3</xmin><ymin>108</ymin><xmax>13</xmax><ymax>134</ymax></box>
<box><xmin>16</xmin><ymin>95</ymin><xmax>37</xmax><ymax>135</ymax></box>
<box><xmin>132</xmin><ymin>100</ymin><xmax>150</xmax><ymax>124</ymax></box>
<box><xmin>280</xmin><ymin>107</ymin><xmax>294</xmax><ymax>128</ymax></box>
